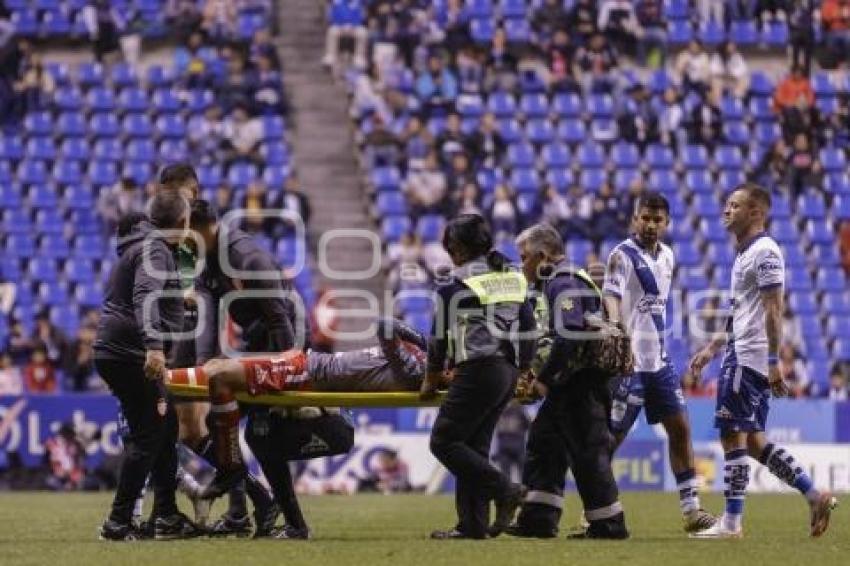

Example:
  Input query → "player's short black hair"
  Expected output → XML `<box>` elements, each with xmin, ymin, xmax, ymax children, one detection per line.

<box><xmin>117</xmin><ymin>211</ymin><xmax>149</xmax><ymax>238</ymax></box>
<box><xmin>190</xmin><ymin>199</ymin><xmax>218</xmax><ymax>227</ymax></box>
<box><xmin>634</xmin><ymin>192</ymin><xmax>670</xmax><ymax>216</ymax></box>
<box><xmin>159</xmin><ymin>162</ymin><xmax>199</xmax><ymax>197</ymax></box>
<box><xmin>443</xmin><ymin>214</ymin><xmax>493</xmax><ymax>263</ymax></box>
<box><xmin>735</xmin><ymin>181</ymin><xmax>772</xmax><ymax>211</ymax></box>
<box><xmin>149</xmin><ymin>191</ymin><xmax>189</xmax><ymax>230</ymax></box>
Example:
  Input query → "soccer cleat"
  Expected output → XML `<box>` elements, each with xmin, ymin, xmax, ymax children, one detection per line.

<box><xmin>272</xmin><ymin>525</ymin><xmax>311</xmax><ymax>540</ymax></box>
<box><xmin>153</xmin><ymin>512</ymin><xmax>205</xmax><ymax>540</ymax></box>
<box><xmin>429</xmin><ymin>528</ymin><xmax>486</xmax><ymax>540</ymax></box>
<box><xmin>99</xmin><ymin>519</ymin><xmax>139</xmax><ymax>541</ymax></box>
<box><xmin>488</xmin><ymin>484</ymin><xmax>527</xmax><ymax>537</ymax></box>
<box><xmin>253</xmin><ymin>503</ymin><xmax>281</xmax><ymax>539</ymax></box>
<box><xmin>688</xmin><ymin>521</ymin><xmax>743</xmax><ymax>539</ymax></box>
<box><xmin>504</xmin><ymin>523</ymin><xmax>558</xmax><ymax>539</ymax></box>
<box><xmin>207</xmin><ymin>513</ymin><xmax>253</xmax><ymax>538</ymax></box>
<box><xmin>198</xmin><ymin>466</ymin><xmax>247</xmax><ymax>501</ymax></box>
<box><xmin>391</xmin><ymin>318</ymin><xmax>428</xmax><ymax>350</ymax></box>
<box><xmin>683</xmin><ymin>509</ymin><xmax>717</xmax><ymax>533</ymax></box>
<box><xmin>810</xmin><ymin>493</ymin><xmax>838</xmax><ymax>538</ymax></box>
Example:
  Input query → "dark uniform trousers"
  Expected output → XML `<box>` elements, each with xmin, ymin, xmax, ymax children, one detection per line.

<box><xmin>516</xmin><ymin>368</ymin><xmax>623</xmax><ymax>534</ymax></box>
<box><xmin>430</xmin><ymin>357</ymin><xmax>517</xmax><ymax>538</ymax></box>
<box><xmin>97</xmin><ymin>359</ymin><xmax>179</xmax><ymax>524</ymax></box>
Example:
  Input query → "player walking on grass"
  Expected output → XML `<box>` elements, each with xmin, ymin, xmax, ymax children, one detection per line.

<box><xmin>688</xmin><ymin>183</ymin><xmax>837</xmax><ymax>539</ymax></box>
<box><xmin>604</xmin><ymin>192</ymin><xmax>716</xmax><ymax>534</ymax></box>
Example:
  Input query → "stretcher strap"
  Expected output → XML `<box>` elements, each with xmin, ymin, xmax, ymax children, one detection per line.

<box><xmin>165</xmin><ymin>383</ymin><xmax>448</xmax><ymax>407</ymax></box>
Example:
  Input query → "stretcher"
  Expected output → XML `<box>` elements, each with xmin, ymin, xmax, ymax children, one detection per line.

<box><xmin>165</xmin><ymin>382</ymin><xmax>448</xmax><ymax>407</ymax></box>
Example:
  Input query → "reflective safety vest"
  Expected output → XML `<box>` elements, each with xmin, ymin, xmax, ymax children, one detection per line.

<box><xmin>446</xmin><ymin>263</ymin><xmax>528</xmax><ymax>366</ymax></box>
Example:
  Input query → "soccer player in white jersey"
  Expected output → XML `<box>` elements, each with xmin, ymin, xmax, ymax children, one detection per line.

<box><xmin>688</xmin><ymin>183</ymin><xmax>837</xmax><ymax>539</ymax></box>
<box><xmin>604</xmin><ymin>192</ymin><xmax>716</xmax><ymax>533</ymax></box>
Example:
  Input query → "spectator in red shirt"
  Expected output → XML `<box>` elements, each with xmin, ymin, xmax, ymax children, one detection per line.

<box><xmin>773</xmin><ymin>66</ymin><xmax>815</xmax><ymax>113</ymax></box>
<box><xmin>822</xmin><ymin>0</ymin><xmax>850</xmax><ymax>63</ymax></box>
<box><xmin>24</xmin><ymin>345</ymin><xmax>57</xmax><ymax>394</ymax></box>
<box><xmin>44</xmin><ymin>423</ymin><xmax>86</xmax><ymax>490</ymax></box>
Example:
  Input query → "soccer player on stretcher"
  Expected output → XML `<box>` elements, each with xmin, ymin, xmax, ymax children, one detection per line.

<box><xmin>167</xmin><ymin>317</ymin><xmax>436</xmax><ymax>499</ymax></box>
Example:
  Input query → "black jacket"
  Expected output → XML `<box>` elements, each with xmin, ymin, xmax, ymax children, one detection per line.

<box><xmin>195</xmin><ymin>228</ymin><xmax>300</xmax><ymax>363</ymax></box>
<box><xmin>94</xmin><ymin>221</ymin><xmax>184</xmax><ymax>364</ymax></box>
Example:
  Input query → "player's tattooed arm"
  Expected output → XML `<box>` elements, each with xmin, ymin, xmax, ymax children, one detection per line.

<box><xmin>603</xmin><ymin>251</ymin><xmax>624</xmax><ymax>324</ymax></box>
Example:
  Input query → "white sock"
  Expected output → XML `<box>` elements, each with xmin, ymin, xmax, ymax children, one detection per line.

<box><xmin>176</xmin><ymin>466</ymin><xmax>202</xmax><ymax>498</ymax></box>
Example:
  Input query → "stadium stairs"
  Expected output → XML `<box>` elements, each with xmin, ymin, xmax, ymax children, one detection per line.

<box><xmin>277</xmin><ymin>0</ymin><xmax>386</xmax><ymax>348</ymax></box>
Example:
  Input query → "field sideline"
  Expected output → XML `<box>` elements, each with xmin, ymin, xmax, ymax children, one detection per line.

<box><xmin>0</xmin><ymin>492</ymin><xmax>846</xmax><ymax>566</ymax></box>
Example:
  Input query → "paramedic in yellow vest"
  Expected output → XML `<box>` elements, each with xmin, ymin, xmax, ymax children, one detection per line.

<box><xmin>420</xmin><ymin>214</ymin><xmax>537</xmax><ymax>540</ymax></box>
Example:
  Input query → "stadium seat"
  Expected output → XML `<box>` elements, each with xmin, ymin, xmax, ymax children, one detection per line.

<box><xmin>24</xmin><ymin>112</ymin><xmax>53</xmax><ymax>136</ymax></box>
<box><xmin>684</xmin><ymin>170</ymin><xmax>713</xmax><ymax>193</ymax></box>
<box><xmin>804</xmin><ymin>220</ymin><xmax>833</xmax><ymax>245</ymax></box>
<box><xmin>692</xmin><ymin>194</ymin><xmax>721</xmax><ymax>217</ymax></box>
<box><xmin>456</xmin><ymin>95</ymin><xmax>484</xmax><ymax>118</ymax></box>
<box><xmin>187</xmin><ymin>89</ymin><xmax>214</xmax><ymax>113</ymax></box>
<box><xmin>159</xmin><ymin>139</ymin><xmax>190</xmax><ymax>163</ymax></box>
<box><xmin>55</xmin><ymin>87</ymin><xmax>84</xmax><ymax>111</ymax></box>
<box><xmin>552</xmin><ymin>93</ymin><xmax>582</xmax><ymax>118</ymax></box>
<box><xmin>797</xmin><ymin>193</ymin><xmax>827</xmax><ymax>220</ymax></box>
<box><xmin>90</xmin><ymin>113</ymin><xmax>121</xmax><ymax>137</ymax></box>
<box><xmin>227</xmin><ymin>163</ymin><xmax>259</xmax><ymax>188</ymax></box>
<box><xmin>375</xmin><ymin>192</ymin><xmax>407</xmax><ymax>217</ymax></box>
<box><xmin>110</xmin><ymin>62</ymin><xmax>138</xmax><ymax>89</ymax></box>
<box><xmin>698</xmin><ymin>19</ymin><xmax>725</xmax><ymax>46</ymax></box>
<box><xmin>519</xmin><ymin>93</ymin><xmax>548</xmax><ymax>119</ymax></box>
<box><xmin>833</xmin><ymin>339</ymin><xmax>850</xmax><ymax>361</ymax></box>
<box><xmin>0</xmin><ymin>183</ymin><xmax>23</xmax><ymax>207</ymax></box>
<box><xmin>123</xmin><ymin>114</ymin><xmax>154</xmax><ymax>138</ymax></box>
<box><xmin>28</xmin><ymin>184</ymin><xmax>58</xmax><ymax>209</ymax></box>
<box><xmin>123</xmin><ymin>163</ymin><xmax>153</xmax><ymax>186</ymax></box>
<box><xmin>611</xmin><ymin>143</ymin><xmax>640</xmax><ymax>169</ymax></box>
<box><xmin>557</xmin><ymin>119</ymin><xmax>586</xmax><ymax>145</ymax></box>
<box><xmin>77</xmin><ymin>62</ymin><xmax>105</xmax><ymax>89</ymax></box>
<box><xmin>507</xmin><ymin>143</ymin><xmax>536</xmax><ymax>169</ymax></box>
<box><xmin>416</xmin><ymin>215</ymin><xmax>445</xmax><ymax>243</ymax></box>
<box><xmin>586</xmin><ymin>94</ymin><xmax>614</xmax><ymax>119</ymax></box>
<box><xmin>510</xmin><ymin>168</ymin><xmax>540</xmax><ymax>193</ymax></box>
<box><xmin>788</xmin><ymin>291</ymin><xmax>818</xmax><ymax>315</ymax></box>
<box><xmin>704</xmin><ymin>241</ymin><xmax>734</xmax><ymax>265</ymax></box>
<box><xmin>720</xmin><ymin>97</ymin><xmax>745</xmax><ymax>121</ymax></box>
<box><xmin>833</xmin><ymin>195</ymin><xmax>850</xmax><ymax>220</ymax></box>
<box><xmin>27</xmin><ymin>258</ymin><xmax>59</xmax><ymax>283</ymax></box>
<box><xmin>730</xmin><ymin>20</ymin><xmax>758</xmax><ymax>45</ymax></box>
<box><xmin>825</xmin><ymin>173</ymin><xmax>850</xmax><ymax>195</ymax></box>
<box><xmin>25</xmin><ymin>137</ymin><xmax>56</xmax><ymax>162</ymax></box>
<box><xmin>668</xmin><ymin>20</ymin><xmax>693</xmax><ymax>44</ymax></box>
<box><xmin>146</xmin><ymin>65</ymin><xmax>175</xmax><ymax>88</ymax></box>
<box><xmin>718</xmin><ymin>170</ymin><xmax>745</xmax><ymax>192</ymax></box>
<box><xmin>93</xmin><ymin>139</ymin><xmax>123</xmax><ymax>162</ymax></box>
<box><xmin>155</xmin><ymin>115</ymin><xmax>187</xmax><ymax>138</ymax></box>
<box><xmin>262</xmin><ymin>117</ymin><xmax>286</xmax><ymax>141</ymax></box>
<box><xmin>782</xmin><ymin>244</ymin><xmax>806</xmax><ymax>267</ymax></box>
<box><xmin>3</xmin><ymin>208</ymin><xmax>32</xmax><ymax>234</ymax></box>
<box><xmin>89</xmin><ymin>161</ymin><xmax>119</xmax><ymax>186</ymax></box>
<box><xmin>681</xmin><ymin>145</ymin><xmax>709</xmax><ymax>169</ymax></box>
<box><xmin>762</xmin><ymin>21</ymin><xmax>789</xmax><ymax>46</ymax></box>
<box><xmin>613</xmin><ymin>169</ymin><xmax>641</xmax><ymax>192</ymax></box>
<box><xmin>4</xmin><ymin>234</ymin><xmax>35</xmax><ymax>258</ymax></box>
<box><xmin>470</xmin><ymin>17</ymin><xmax>496</xmax><ymax>43</ymax></box>
<box><xmin>87</xmin><ymin>87</ymin><xmax>117</xmax><ymax>112</ymax></box>
<box><xmin>0</xmin><ymin>135</ymin><xmax>24</xmax><ymax>160</ymax></box>
<box><xmin>820</xmin><ymin>148</ymin><xmax>847</xmax><ymax>172</ymax></box>
<box><xmin>577</xmin><ymin>142</ymin><xmax>606</xmax><ymax>169</ymax></box>
<box><xmin>75</xmin><ymin>284</ymin><xmax>104</xmax><ymax>309</ymax></box>
<box><xmin>785</xmin><ymin>268</ymin><xmax>812</xmax><ymax>291</ymax></box>
<box><xmin>541</xmin><ymin>143</ymin><xmax>570</xmax><ymax>170</ymax></box>
<box><xmin>118</xmin><ymin>87</ymin><xmax>149</xmax><ymax>113</ymax></box>
<box><xmin>504</xmin><ymin>16</ymin><xmax>531</xmax><ymax>43</ymax></box>
<box><xmin>38</xmin><ymin>282</ymin><xmax>69</xmax><ymax>307</ymax></box>
<box><xmin>497</xmin><ymin>118</ymin><xmax>523</xmax><ymax>144</ymax></box>
<box><xmin>545</xmin><ymin>169</ymin><xmax>574</xmax><ymax>192</ymax></box>
<box><xmin>381</xmin><ymin>216</ymin><xmax>412</xmax><ymax>243</ymax></box>
<box><xmin>823</xmin><ymin>292</ymin><xmax>850</xmax><ymax>315</ymax></box>
<box><xmin>646</xmin><ymin>144</ymin><xmax>675</xmax><ymax>169</ymax></box>
<box><xmin>50</xmin><ymin>305</ymin><xmax>80</xmax><ymax>337</ymax></box>
<box><xmin>525</xmin><ymin>119</ymin><xmax>555</xmax><ymax>145</ymax></box>
<box><xmin>126</xmin><ymin>139</ymin><xmax>157</xmax><ymax>162</ymax></box>
<box><xmin>770</xmin><ymin>219</ymin><xmax>799</xmax><ymax>243</ymax></box>
<box><xmin>816</xmin><ymin>268</ymin><xmax>847</xmax><ymax>292</ymax></box>
<box><xmin>565</xmin><ymin>240</ymin><xmax>593</xmax><ymax>265</ymax></box>
<box><xmin>153</xmin><ymin>89</ymin><xmax>182</xmax><ymax>113</ymax></box>
<box><xmin>673</xmin><ymin>241</ymin><xmax>702</xmax><ymax>267</ymax></box>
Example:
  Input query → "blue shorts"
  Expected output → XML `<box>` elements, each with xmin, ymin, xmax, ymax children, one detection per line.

<box><xmin>610</xmin><ymin>365</ymin><xmax>687</xmax><ymax>434</ymax></box>
<box><xmin>714</xmin><ymin>362</ymin><xmax>770</xmax><ymax>434</ymax></box>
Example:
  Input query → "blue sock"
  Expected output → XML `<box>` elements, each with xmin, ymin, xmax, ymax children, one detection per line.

<box><xmin>759</xmin><ymin>443</ymin><xmax>819</xmax><ymax>503</ymax></box>
<box><xmin>723</xmin><ymin>448</ymin><xmax>749</xmax><ymax>531</ymax></box>
<box><xmin>674</xmin><ymin>469</ymin><xmax>700</xmax><ymax>516</ymax></box>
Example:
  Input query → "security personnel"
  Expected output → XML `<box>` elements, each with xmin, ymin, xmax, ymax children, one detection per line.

<box><xmin>508</xmin><ymin>223</ymin><xmax>628</xmax><ymax>540</ymax></box>
<box><xmin>95</xmin><ymin>191</ymin><xmax>201</xmax><ymax>540</ymax></box>
<box><xmin>421</xmin><ymin>214</ymin><xmax>537</xmax><ymax>540</ymax></box>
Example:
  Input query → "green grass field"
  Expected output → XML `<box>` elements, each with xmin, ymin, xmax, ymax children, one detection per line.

<box><xmin>0</xmin><ymin>492</ymin><xmax>846</xmax><ymax>566</ymax></box>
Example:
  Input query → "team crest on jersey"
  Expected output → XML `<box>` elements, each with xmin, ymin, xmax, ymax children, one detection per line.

<box><xmin>254</xmin><ymin>365</ymin><xmax>269</xmax><ymax>385</ymax></box>
<box><xmin>560</xmin><ymin>298</ymin><xmax>574</xmax><ymax>311</ymax></box>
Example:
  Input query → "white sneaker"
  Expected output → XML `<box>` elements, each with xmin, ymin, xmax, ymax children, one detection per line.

<box><xmin>688</xmin><ymin>521</ymin><xmax>743</xmax><ymax>539</ymax></box>
<box><xmin>810</xmin><ymin>493</ymin><xmax>838</xmax><ymax>538</ymax></box>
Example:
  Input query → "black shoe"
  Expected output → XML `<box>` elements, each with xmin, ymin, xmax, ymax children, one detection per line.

<box><xmin>488</xmin><ymin>484</ymin><xmax>527</xmax><ymax>538</ymax></box>
<box><xmin>207</xmin><ymin>513</ymin><xmax>253</xmax><ymax>538</ymax></box>
<box><xmin>504</xmin><ymin>523</ymin><xmax>558</xmax><ymax>539</ymax></box>
<box><xmin>198</xmin><ymin>466</ymin><xmax>247</xmax><ymax>501</ymax></box>
<box><xmin>430</xmin><ymin>528</ymin><xmax>486</xmax><ymax>540</ymax></box>
<box><xmin>272</xmin><ymin>525</ymin><xmax>311</xmax><ymax>540</ymax></box>
<box><xmin>99</xmin><ymin>519</ymin><xmax>139</xmax><ymax>541</ymax></box>
<box><xmin>566</xmin><ymin>524</ymin><xmax>630</xmax><ymax>540</ymax></box>
<box><xmin>392</xmin><ymin>318</ymin><xmax>427</xmax><ymax>350</ymax></box>
<box><xmin>253</xmin><ymin>503</ymin><xmax>281</xmax><ymax>539</ymax></box>
<box><xmin>136</xmin><ymin>519</ymin><xmax>155</xmax><ymax>540</ymax></box>
<box><xmin>153</xmin><ymin>512</ymin><xmax>206</xmax><ymax>540</ymax></box>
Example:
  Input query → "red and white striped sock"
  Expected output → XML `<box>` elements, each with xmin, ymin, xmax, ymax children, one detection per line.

<box><xmin>167</xmin><ymin>366</ymin><xmax>209</xmax><ymax>388</ymax></box>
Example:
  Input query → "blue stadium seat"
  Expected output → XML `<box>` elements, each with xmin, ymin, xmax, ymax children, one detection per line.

<box><xmin>159</xmin><ymin>139</ymin><xmax>190</xmax><ymax>163</ymax></box>
<box><xmin>730</xmin><ymin>20</ymin><xmax>758</xmax><ymax>45</ymax></box>
<box><xmin>797</xmin><ymin>193</ymin><xmax>827</xmax><ymax>219</ymax></box>
<box><xmin>59</xmin><ymin>138</ymin><xmax>90</xmax><ymax>162</ymax></box>
<box><xmin>92</xmin><ymin>139</ymin><xmax>123</xmax><ymax>162</ymax></box>
<box><xmin>262</xmin><ymin>116</ymin><xmax>286</xmax><ymax>141</ymax></box>
<box><xmin>497</xmin><ymin>118</ymin><xmax>523</xmax><ymax>144</ymax></box>
<box><xmin>782</xmin><ymin>243</ymin><xmax>806</xmax><ymax>267</ymax></box>
<box><xmin>748</xmin><ymin>72</ymin><xmax>775</xmax><ymax>98</ymax></box>
<box><xmin>2</xmin><ymin>208</ymin><xmax>32</xmax><ymax>234</ymax></box>
<box><xmin>197</xmin><ymin>165</ymin><xmax>224</xmax><ymax>189</ymax></box>
<box><xmin>825</xmin><ymin>173</ymin><xmax>850</xmax><ymax>195</ymax></box>
<box><xmin>0</xmin><ymin>183</ymin><xmax>22</xmax><ymax>207</ymax></box>
<box><xmin>770</xmin><ymin>218</ymin><xmax>799</xmax><ymax>243</ymax></box>
<box><xmin>153</xmin><ymin>89</ymin><xmax>182</xmax><ymax>113</ymax></box>
<box><xmin>509</xmin><ymin>168</ymin><xmax>540</xmax><ymax>193</ymax></box>
<box><xmin>565</xmin><ymin>240</ymin><xmax>593</xmax><ymax>265</ymax></box>
<box><xmin>50</xmin><ymin>305</ymin><xmax>80</xmax><ymax>337</ymax></box>
<box><xmin>26</xmin><ymin>137</ymin><xmax>56</xmax><ymax>161</ymax></box>
<box><xmin>526</xmin><ymin>119</ymin><xmax>555</xmax><ymax>145</ymax></box>
<box><xmin>692</xmin><ymin>194</ymin><xmax>721</xmax><ymax>217</ymax></box>
<box><xmin>507</xmin><ymin>143</ymin><xmax>536</xmax><ymax>169</ymax></box>
<box><xmin>27</xmin><ymin>258</ymin><xmax>58</xmax><ymax>283</ymax></box>
<box><xmin>556</xmin><ymin>118</ymin><xmax>586</xmax><ymax>145</ymax></box>
<box><xmin>749</xmin><ymin>97</ymin><xmax>774</xmax><ymax>122</ymax></box>
<box><xmin>762</xmin><ymin>21</ymin><xmax>789</xmax><ymax>46</ymax></box>
<box><xmin>504</xmin><ymin>16</ymin><xmax>531</xmax><ymax>43</ymax></box>
<box><xmin>4</xmin><ymin>234</ymin><xmax>35</xmax><ymax>258</ymax></box>
<box><xmin>89</xmin><ymin>161</ymin><xmax>118</xmax><ymax>186</ymax></box>
<box><xmin>54</xmin><ymin>161</ymin><xmax>84</xmax><ymax>185</ymax></box>
<box><xmin>11</xmin><ymin>9</ymin><xmax>39</xmax><ymax>36</ymax></box>
<box><xmin>718</xmin><ymin>170</ymin><xmax>745</xmax><ymax>192</ymax></box>
<box><xmin>39</xmin><ymin>282</ymin><xmax>69</xmax><ymax>307</ymax></box>
<box><xmin>126</xmin><ymin>139</ymin><xmax>157</xmax><ymax>162</ymax></box>
<box><xmin>73</xmin><ymin>235</ymin><xmax>105</xmax><ymax>259</ymax></box>
<box><xmin>501</xmin><ymin>0</ymin><xmax>527</xmax><ymax>18</ymax></box>
<box><xmin>187</xmin><ymin>89</ymin><xmax>214</xmax><ymax>113</ymax></box>
<box><xmin>722</xmin><ymin>121</ymin><xmax>750</xmax><ymax>146</ymax></box>
<box><xmin>816</xmin><ymin>268</ymin><xmax>847</xmax><ymax>292</ymax></box>
<box><xmin>613</xmin><ymin>169</ymin><xmax>641</xmax><ymax>192</ymax></box>
<box><xmin>55</xmin><ymin>87</ymin><xmax>84</xmax><ymax>111</ymax></box>
<box><xmin>586</xmin><ymin>94</ymin><xmax>614</xmax><ymax>119</ymax></box>
<box><xmin>75</xmin><ymin>284</ymin><xmax>104</xmax><ymax>309</ymax></box>
<box><xmin>146</xmin><ymin>65</ymin><xmax>175</xmax><ymax>88</ymax></box>
<box><xmin>416</xmin><ymin>215</ymin><xmax>446</xmax><ymax>243</ymax></box>
<box><xmin>611</xmin><ymin>142</ymin><xmax>640</xmax><ymax>169</ymax></box>
<box><xmin>77</xmin><ymin>62</ymin><xmax>105</xmax><ymax>89</ymax></box>
<box><xmin>673</xmin><ymin>241</ymin><xmax>702</xmax><ymax>267</ymax></box>
<box><xmin>18</xmin><ymin>159</ymin><xmax>49</xmax><ymax>185</ymax></box>
<box><xmin>227</xmin><ymin>163</ymin><xmax>258</xmax><ymax>188</ymax></box>
<box><xmin>754</xmin><ymin>122</ymin><xmax>781</xmax><ymax>148</ymax></box>
<box><xmin>110</xmin><ymin>62</ymin><xmax>138</xmax><ymax>89</ymax></box>
<box><xmin>262</xmin><ymin>166</ymin><xmax>289</xmax><ymax>189</ymax></box>
<box><xmin>57</xmin><ymin>111</ymin><xmax>87</xmax><ymax>138</ymax></box>
<box><xmin>470</xmin><ymin>17</ymin><xmax>495</xmax><ymax>43</ymax></box>
<box><xmin>704</xmin><ymin>241</ymin><xmax>734</xmax><ymax>264</ymax></box>
<box><xmin>684</xmin><ymin>170</ymin><xmax>712</xmax><ymax>193</ymax></box>
<box><xmin>42</xmin><ymin>8</ymin><xmax>72</xmax><ymax>36</ymax></box>
<box><xmin>646</xmin><ymin>144</ymin><xmax>675</xmax><ymax>169</ymax></box>
<box><xmin>804</xmin><ymin>220</ymin><xmax>832</xmax><ymax>245</ymax></box>
<box><xmin>86</xmin><ymin>87</ymin><xmax>117</xmax><ymax>113</ymax></box>
<box><xmin>788</xmin><ymin>290</ymin><xmax>817</xmax><ymax>314</ymax></box>
<box><xmin>834</xmin><ymin>339</ymin><xmax>850</xmax><ymax>361</ymax></box>
<box><xmin>785</xmin><ymin>268</ymin><xmax>812</xmax><ymax>291</ymax></box>
<box><xmin>64</xmin><ymin>185</ymin><xmax>94</xmax><ymax>210</ymax></box>
<box><xmin>0</xmin><ymin>135</ymin><xmax>24</xmax><ymax>160</ymax></box>
<box><xmin>381</xmin><ymin>216</ymin><xmax>412</xmax><ymax>243</ymax></box>
<box><xmin>519</xmin><ymin>93</ymin><xmax>549</xmax><ymax>119</ymax></box>
<box><xmin>833</xmin><ymin>195</ymin><xmax>850</xmax><ymax>220</ymax></box>
<box><xmin>698</xmin><ymin>19</ymin><xmax>725</xmax><ymax>46</ymax></box>
<box><xmin>552</xmin><ymin>92</ymin><xmax>582</xmax><ymax>118</ymax></box>
<box><xmin>375</xmin><ymin>191</ymin><xmax>407</xmax><ymax>216</ymax></box>
<box><xmin>811</xmin><ymin>243</ymin><xmax>840</xmax><ymax>266</ymax></box>
<box><xmin>155</xmin><ymin>115</ymin><xmax>187</xmax><ymax>138</ymax></box>
<box><xmin>771</xmin><ymin>194</ymin><xmax>792</xmax><ymax>219</ymax></box>
<box><xmin>496</xmin><ymin>238</ymin><xmax>520</xmax><ymax>262</ymax></box>
<box><xmin>679</xmin><ymin>267</ymin><xmax>709</xmax><ymax>291</ymax></box>
<box><xmin>545</xmin><ymin>169</ymin><xmax>574</xmax><ymax>192</ymax></box>
<box><xmin>720</xmin><ymin>96</ymin><xmax>745</xmax><ymax>121</ymax></box>
<box><xmin>648</xmin><ymin>169</ymin><xmax>678</xmax><ymax>193</ymax></box>
<box><xmin>457</xmin><ymin>95</ymin><xmax>484</xmax><ymax>118</ymax></box>
<box><xmin>24</xmin><ymin>111</ymin><xmax>53</xmax><ymax>136</ymax></box>
<box><xmin>123</xmin><ymin>163</ymin><xmax>153</xmax><ymax>185</ymax></box>
<box><xmin>90</xmin><ymin>112</ymin><xmax>120</xmax><ymax>138</ymax></box>
<box><xmin>123</xmin><ymin>114</ymin><xmax>153</xmax><ymax>138</ymax></box>
<box><xmin>579</xmin><ymin>169</ymin><xmax>606</xmax><ymax>192</ymax></box>
<box><xmin>668</xmin><ymin>20</ymin><xmax>693</xmax><ymax>44</ymax></box>
<box><xmin>715</xmin><ymin>145</ymin><xmax>743</xmax><ymax>170</ymax></box>
<box><xmin>820</xmin><ymin>147</ymin><xmax>847</xmax><ymax>172</ymax></box>
<box><xmin>118</xmin><ymin>87</ymin><xmax>149</xmax><ymax>113</ymax></box>
<box><xmin>541</xmin><ymin>143</ymin><xmax>570</xmax><ymax>170</ymax></box>
<box><xmin>0</xmin><ymin>257</ymin><xmax>21</xmax><ymax>282</ymax></box>
<box><xmin>37</xmin><ymin>234</ymin><xmax>70</xmax><ymax>258</ymax></box>
<box><xmin>577</xmin><ymin>142</ymin><xmax>606</xmax><ymax>169</ymax></box>
<box><xmin>28</xmin><ymin>184</ymin><xmax>58</xmax><ymax>209</ymax></box>
<box><xmin>823</xmin><ymin>292</ymin><xmax>850</xmax><ymax>315</ymax></box>
<box><xmin>681</xmin><ymin>144</ymin><xmax>709</xmax><ymax>169</ymax></box>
